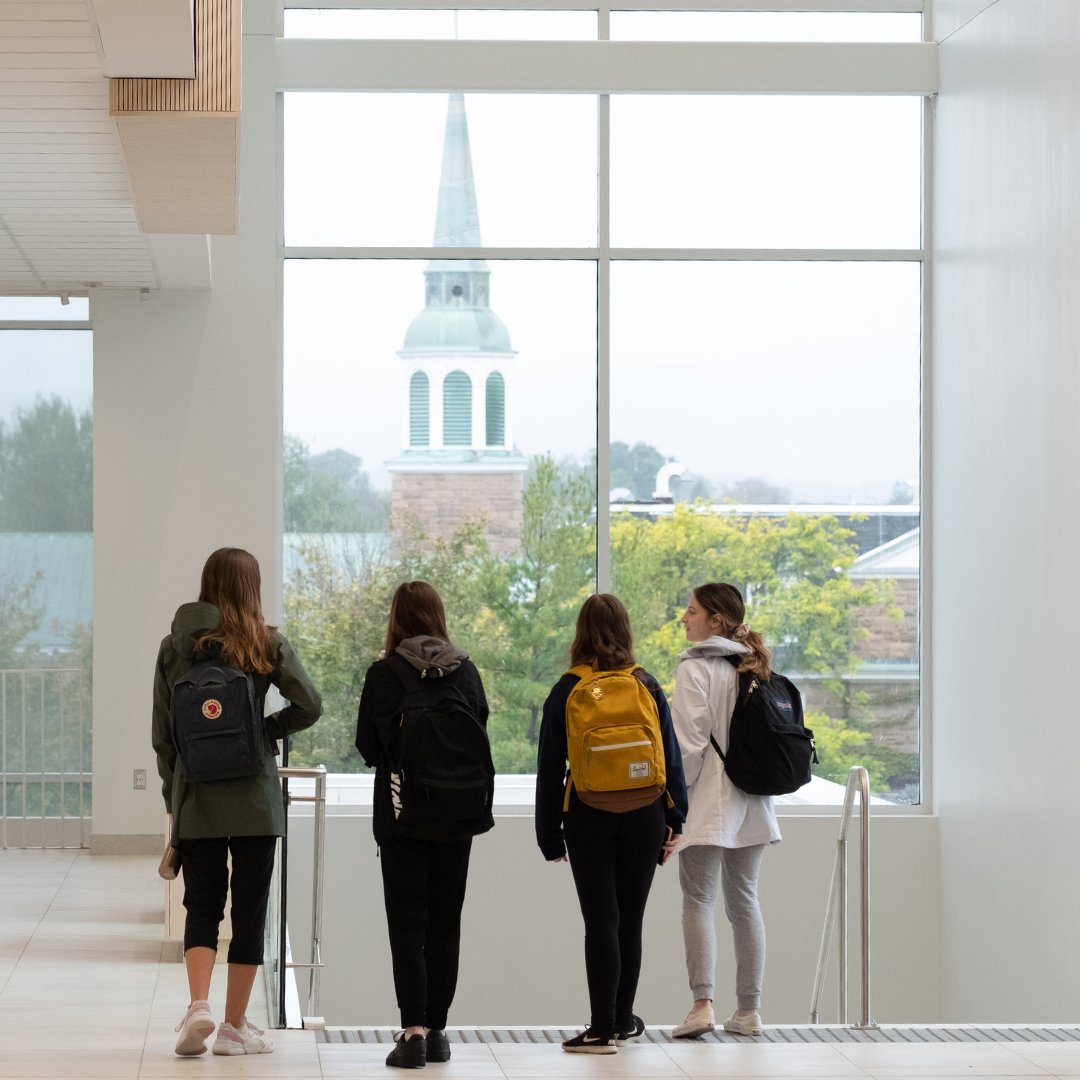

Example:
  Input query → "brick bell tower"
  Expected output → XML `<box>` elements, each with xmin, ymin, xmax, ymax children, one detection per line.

<box><xmin>386</xmin><ymin>94</ymin><xmax>527</xmax><ymax>555</ymax></box>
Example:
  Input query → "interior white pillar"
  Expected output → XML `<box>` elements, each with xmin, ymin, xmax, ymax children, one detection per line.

<box><xmin>90</xmin><ymin>17</ymin><xmax>279</xmax><ymax>851</ymax></box>
<box><xmin>932</xmin><ymin>0</ymin><xmax>1080</xmax><ymax>1020</ymax></box>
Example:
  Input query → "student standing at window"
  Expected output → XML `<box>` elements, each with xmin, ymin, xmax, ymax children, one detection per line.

<box><xmin>535</xmin><ymin>593</ymin><xmax>687</xmax><ymax>1054</ymax></box>
<box><xmin>153</xmin><ymin>547</ymin><xmax>322</xmax><ymax>1057</ymax></box>
<box><xmin>355</xmin><ymin>580</ymin><xmax>493</xmax><ymax>1070</ymax></box>
<box><xmin>670</xmin><ymin>582</ymin><xmax>780</xmax><ymax>1039</ymax></box>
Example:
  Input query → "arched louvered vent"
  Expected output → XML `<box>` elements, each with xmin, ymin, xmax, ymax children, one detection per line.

<box><xmin>486</xmin><ymin>372</ymin><xmax>506</xmax><ymax>447</ymax></box>
<box><xmin>409</xmin><ymin>371</ymin><xmax>430</xmax><ymax>446</ymax></box>
<box><xmin>443</xmin><ymin>370</ymin><xmax>472</xmax><ymax>447</ymax></box>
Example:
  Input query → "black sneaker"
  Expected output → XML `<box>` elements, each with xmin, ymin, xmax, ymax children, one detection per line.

<box><xmin>426</xmin><ymin>1029</ymin><xmax>450</xmax><ymax>1063</ymax></box>
<box><xmin>615</xmin><ymin>1015</ymin><xmax>645</xmax><ymax>1045</ymax></box>
<box><xmin>386</xmin><ymin>1031</ymin><xmax>426</xmax><ymax>1069</ymax></box>
<box><xmin>562</xmin><ymin>1027</ymin><xmax>617</xmax><ymax>1054</ymax></box>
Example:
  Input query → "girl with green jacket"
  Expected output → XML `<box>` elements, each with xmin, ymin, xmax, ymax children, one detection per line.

<box><xmin>152</xmin><ymin>547</ymin><xmax>321</xmax><ymax>1057</ymax></box>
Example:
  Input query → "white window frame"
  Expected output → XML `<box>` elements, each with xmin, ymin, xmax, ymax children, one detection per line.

<box><xmin>275</xmin><ymin>0</ymin><xmax>936</xmax><ymax>813</ymax></box>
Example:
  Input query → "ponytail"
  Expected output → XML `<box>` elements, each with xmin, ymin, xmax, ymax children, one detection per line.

<box><xmin>692</xmin><ymin>582</ymin><xmax>773</xmax><ymax>680</ymax></box>
<box><xmin>729</xmin><ymin>621</ymin><xmax>772</xmax><ymax>680</ymax></box>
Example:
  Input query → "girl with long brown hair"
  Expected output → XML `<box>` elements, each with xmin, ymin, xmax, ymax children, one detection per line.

<box><xmin>670</xmin><ymin>582</ymin><xmax>780</xmax><ymax>1040</ymax></box>
<box><xmin>535</xmin><ymin>593</ymin><xmax>687</xmax><ymax>1054</ymax></box>
<box><xmin>152</xmin><ymin>548</ymin><xmax>322</xmax><ymax>1057</ymax></box>
<box><xmin>354</xmin><ymin>580</ymin><xmax>492</xmax><ymax>1069</ymax></box>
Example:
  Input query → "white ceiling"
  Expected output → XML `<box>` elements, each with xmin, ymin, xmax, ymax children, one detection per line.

<box><xmin>0</xmin><ymin>0</ymin><xmax>210</xmax><ymax>295</ymax></box>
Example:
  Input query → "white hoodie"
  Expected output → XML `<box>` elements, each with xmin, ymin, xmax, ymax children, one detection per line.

<box><xmin>673</xmin><ymin>636</ymin><xmax>782</xmax><ymax>849</ymax></box>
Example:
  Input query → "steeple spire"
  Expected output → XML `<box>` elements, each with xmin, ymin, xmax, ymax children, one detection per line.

<box><xmin>433</xmin><ymin>93</ymin><xmax>481</xmax><ymax>249</ymax></box>
<box><xmin>401</xmin><ymin>93</ymin><xmax>511</xmax><ymax>352</ymax></box>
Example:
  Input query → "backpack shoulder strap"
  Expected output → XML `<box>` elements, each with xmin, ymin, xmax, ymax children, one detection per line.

<box><xmin>710</xmin><ymin>665</ymin><xmax>754</xmax><ymax>764</ymax></box>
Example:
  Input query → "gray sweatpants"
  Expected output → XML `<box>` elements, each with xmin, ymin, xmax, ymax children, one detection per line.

<box><xmin>679</xmin><ymin>843</ymin><xmax>767</xmax><ymax>1010</ymax></box>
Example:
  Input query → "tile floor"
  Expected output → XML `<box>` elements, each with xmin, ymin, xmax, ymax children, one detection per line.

<box><xmin>2</xmin><ymin>849</ymin><xmax>1080</xmax><ymax>1079</ymax></box>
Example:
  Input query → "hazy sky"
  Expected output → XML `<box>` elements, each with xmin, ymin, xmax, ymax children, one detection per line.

<box><xmin>0</xmin><ymin>330</ymin><xmax>92</xmax><ymax>422</ymax></box>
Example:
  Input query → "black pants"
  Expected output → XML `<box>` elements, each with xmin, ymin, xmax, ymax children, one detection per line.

<box><xmin>180</xmin><ymin>835</ymin><xmax>278</xmax><ymax>965</ymax></box>
<box><xmin>564</xmin><ymin>793</ymin><xmax>667</xmax><ymax>1035</ymax></box>
<box><xmin>379</xmin><ymin>831</ymin><xmax>473</xmax><ymax>1030</ymax></box>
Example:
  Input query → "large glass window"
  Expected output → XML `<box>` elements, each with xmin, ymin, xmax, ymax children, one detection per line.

<box><xmin>609</xmin><ymin>262</ymin><xmax>921</xmax><ymax>803</ymax></box>
<box><xmin>284</xmin><ymin>257</ymin><xmax>598</xmax><ymax>774</ymax></box>
<box><xmin>0</xmin><ymin>299</ymin><xmax>93</xmax><ymax>841</ymax></box>
<box><xmin>611</xmin><ymin>96</ymin><xmax>921</xmax><ymax>249</ymax></box>
<box><xmin>285</xmin><ymin>93</ymin><xmax>597</xmax><ymax>247</ymax></box>
<box><xmin>282</xmin><ymin>32</ymin><xmax>924</xmax><ymax>803</ymax></box>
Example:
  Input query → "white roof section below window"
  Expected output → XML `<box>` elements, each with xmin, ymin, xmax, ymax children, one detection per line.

<box><xmin>850</xmin><ymin>527</ymin><xmax>919</xmax><ymax>579</ymax></box>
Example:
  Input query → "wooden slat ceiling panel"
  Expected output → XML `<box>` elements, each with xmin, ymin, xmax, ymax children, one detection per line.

<box><xmin>0</xmin><ymin>1</ymin><xmax>157</xmax><ymax>291</ymax></box>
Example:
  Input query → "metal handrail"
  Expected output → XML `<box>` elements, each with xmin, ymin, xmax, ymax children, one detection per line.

<box><xmin>278</xmin><ymin>765</ymin><xmax>327</xmax><ymax>1021</ymax></box>
<box><xmin>809</xmin><ymin>765</ymin><xmax>875</xmax><ymax>1028</ymax></box>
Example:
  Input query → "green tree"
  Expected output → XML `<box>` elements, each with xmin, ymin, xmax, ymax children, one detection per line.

<box><xmin>284</xmin><ymin>519</ymin><xmax>492</xmax><ymax>772</ymax></box>
<box><xmin>468</xmin><ymin>454</ymin><xmax>595</xmax><ymax>771</ymax></box>
<box><xmin>284</xmin><ymin>435</ymin><xmax>388</xmax><ymax>532</ymax></box>
<box><xmin>609</xmin><ymin>441</ymin><xmax>668</xmax><ymax>501</ymax></box>
<box><xmin>283</xmin><ymin>460</ymin><xmax>904</xmax><ymax>796</ymax></box>
<box><xmin>610</xmin><ymin>504</ymin><xmax>885</xmax><ymax>683</ymax></box>
<box><xmin>720</xmin><ymin>477</ymin><xmax>791</xmax><ymax>504</ymax></box>
<box><xmin>889</xmin><ymin>480</ymin><xmax>915</xmax><ymax>505</ymax></box>
<box><xmin>0</xmin><ymin>396</ymin><xmax>92</xmax><ymax>530</ymax></box>
<box><xmin>807</xmin><ymin>711</ymin><xmax>889</xmax><ymax>790</ymax></box>
<box><xmin>0</xmin><ymin>571</ymin><xmax>43</xmax><ymax>666</ymax></box>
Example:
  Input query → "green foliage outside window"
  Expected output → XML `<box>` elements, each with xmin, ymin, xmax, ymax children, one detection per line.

<box><xmin>283</xmin><ymin>451</ymin><xmax>917</xmax><ymax>797</ymax></box>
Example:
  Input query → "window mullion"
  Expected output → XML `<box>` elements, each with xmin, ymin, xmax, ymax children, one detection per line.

<box><xmin>596</xmin><ymin>91</ymin><xmax>611</xmax><ymax>593</ymax></box>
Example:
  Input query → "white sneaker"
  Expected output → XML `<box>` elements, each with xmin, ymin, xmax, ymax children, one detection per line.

<box><xmin>672</xmin><ymin>1002</ymin><xmax>715</xmax><ymax>1039</ymax></box>
<box><xmin>723</xmin><ymin>1010</ymin><xmax>763</xmax><ymax>1036</ymax></box>
<box><xmin>174</xmin><ymin>999</ymin><xmax>215</xmax><ymax>1056</ymax></box>
<box><xmin>212</xmin><ymin>1018</ymin><xmax>276</xmax><ymax>1055</ymax></box>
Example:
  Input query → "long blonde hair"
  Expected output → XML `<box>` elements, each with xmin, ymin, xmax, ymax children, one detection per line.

<box><xmin>195</xmin><ymin>547</ymin><xmax>275</xmax><ymax>674</ymax></box>
<box><xmin>692</xmin><ymin>582</ymin><xmax>772</xmax><ymax>679</ymax></box>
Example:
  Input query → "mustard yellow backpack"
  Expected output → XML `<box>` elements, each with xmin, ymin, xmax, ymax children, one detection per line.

<box><xmin>562</xmin><ymin>663</ymin><xmax>668</xmax><ymax>813</ymax></box>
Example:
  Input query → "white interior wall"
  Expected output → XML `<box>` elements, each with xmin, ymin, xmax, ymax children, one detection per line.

<box><xmin>286</xmin><ymin>813</ymin><xmax>941</xmax><ymax>1026</ymax></box>
<box><xmin>932</xmin><ymin>0</ymin><xmax>1080</xmax><ymax>1022</ymax></box>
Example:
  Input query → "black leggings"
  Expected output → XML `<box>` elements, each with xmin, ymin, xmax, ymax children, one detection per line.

<box><xmin>180</xmin><ymin>835</ymin><xmax>278</xmax><ymax>966</ymax></box>
<box><xmin>563</xmin><ymin>793</ymin><xmax>667</xmax><ymax>1035</ymax></box>
<box><xmin>379</xmin><ymin>831</ymin><xmax>473</xmax><ymax>1030</ymax></box>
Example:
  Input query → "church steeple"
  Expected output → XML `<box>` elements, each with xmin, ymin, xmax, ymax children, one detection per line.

<box><xmin>402</xmin><ymin>94</ymin><xmax>511</xmax><ymax>351</ymax></box>
<box><xmin>387</xmin><ymin>93</ymin><xmax>526</xmax><ymax>557</ymax></box>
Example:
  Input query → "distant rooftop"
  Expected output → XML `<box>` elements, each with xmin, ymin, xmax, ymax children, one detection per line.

<box><xmin>608</xmin><ymin>502</ymin><xmax>920</xmax><ymax>556</ymax></box>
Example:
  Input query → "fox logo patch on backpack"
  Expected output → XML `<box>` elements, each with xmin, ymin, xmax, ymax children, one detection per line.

<box><xmin>387</xmin><ymin>655</ymin><xmax>495</xmax><ymax>841</ymax></box>
<box><xmin>171</xmin><ymin>660</ymin><xmax>266</xmax><ymax>783</ymax></box>
<box><xmin>711</xmin><ymin>656</ymin><xmax>817</xmax><ymax>797</ymax></box>
<box><xmin>563</xmin><ymin>664</ymin><xmax>668</xmax><ymax>813</ymax></box>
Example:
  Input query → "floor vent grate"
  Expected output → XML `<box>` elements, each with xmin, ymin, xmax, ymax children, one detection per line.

<box><xmin>318</xmin><ymin>1025</ymin><xmax>1080</xmax><ymax>1045</ymax></box>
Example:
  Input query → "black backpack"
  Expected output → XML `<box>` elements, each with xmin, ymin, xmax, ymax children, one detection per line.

<box><xmin>170</xmin><ymin>660</ymin><xmax>266</xmax><ymax>783</ymax></box>
<box><xmin>386</xmin><ymin>655</ymin><xmax>495</xmax><ymax>841</ymax></box>
<box><xmin>710</xmin><ymin>656</ymin><xmax>817</xmax><ymax>796</ymax></box>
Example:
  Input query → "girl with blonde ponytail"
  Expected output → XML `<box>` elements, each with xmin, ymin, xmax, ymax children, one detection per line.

<box><xmin>669</xmin><ymin>582</ymin><xmax>781</xmax><ymax>1041</ymax></box>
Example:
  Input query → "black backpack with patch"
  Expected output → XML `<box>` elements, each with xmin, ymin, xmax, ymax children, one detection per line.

<box><xmin>710</xmin><ymin>655</ymin><xmax>817</xmax><ymax>796</ymax></box>
<box><xmin>170</xmin><ymin>659</ymin><xmax>266</xmax><ymax>783</ymax></box>
<box><xmin>386</xmin><ymin>654</ymin><xmax>495</xmax><ymax>841</ymax></box>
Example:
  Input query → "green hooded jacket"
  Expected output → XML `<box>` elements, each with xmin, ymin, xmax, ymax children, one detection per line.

<box><xmin>152</xmin><ymin>601</ymin><xmax>322</xmax><ymax>844</ymax></box>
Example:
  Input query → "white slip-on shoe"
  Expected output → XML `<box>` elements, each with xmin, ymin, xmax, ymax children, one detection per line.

<box><xmin>723</xmin><ymin>1010</ymin><xmax>763</xmax><ymax>1036</ymax></box>
<box><xmin>672</xmin><ymin>1003</ymin><xmax>715</xmax><ymax>1039</ymax></box>
<box><xmin>174</xmin><ymin>999</ymin><xmax>215</xmax><ymax>1056</ymax></box>
<box><xmin>212</xmin><ymin>1018</ymin><xmax>276</xmax><ymax>1055</ymax></box>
